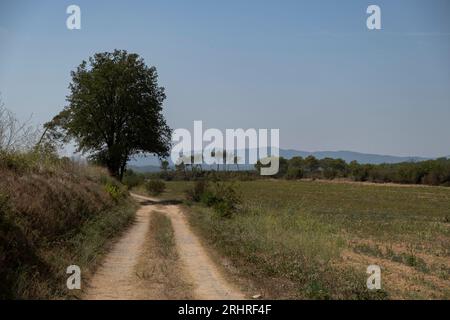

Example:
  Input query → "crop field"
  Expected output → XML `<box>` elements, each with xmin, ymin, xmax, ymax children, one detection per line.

<box><xmin>156</xmin><ymin>180</ymin><xmax>450</xmax><ymax>299</ymax></box>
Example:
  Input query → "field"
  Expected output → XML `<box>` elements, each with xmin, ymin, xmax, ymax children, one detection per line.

<box><xmin>153</xmin><ymin>179</ymin><xmax>450</xmax><ymax>299</ymax></box>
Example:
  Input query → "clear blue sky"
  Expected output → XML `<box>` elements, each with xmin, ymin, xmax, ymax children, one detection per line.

<box><xmin>0</xmin><ymin>0</ymin><xmax>449</xmax><ymax>157</ymax></box>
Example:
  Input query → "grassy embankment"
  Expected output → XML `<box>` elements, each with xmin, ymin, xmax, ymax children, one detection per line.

<box><xmin>140</xmin><ymin>179</ymin><xmax>450</xmax><ymax>299</ymax></box>
<box><xmin>0</xmin><ymin>151</ymin><xmax>137</xmax><ymax>299</ymax></box>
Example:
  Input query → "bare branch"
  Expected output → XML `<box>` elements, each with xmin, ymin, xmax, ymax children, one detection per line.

<box><xmin>0</xmin><ymin>95</ymin><xmax>40</xmax><ymax>152</ymax></box>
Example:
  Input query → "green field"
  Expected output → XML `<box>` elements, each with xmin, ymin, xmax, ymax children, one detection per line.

<box><xmin>152</xmin><ymin>180</ymin><xmax>450</xmax><ymax>299</ymax></box>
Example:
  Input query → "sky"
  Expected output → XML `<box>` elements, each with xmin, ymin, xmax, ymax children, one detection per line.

<box><xmin>0</xmin><ymin>0</ymin><xmax>449</xmax><ymax>157</ymax></box>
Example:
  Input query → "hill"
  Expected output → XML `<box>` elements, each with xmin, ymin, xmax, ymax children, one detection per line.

<box><xmin>280</xmin><ymin>149</ymin><xmax>428</xmax><ymax>164</ymax></box>
<box><xmin>0</xmin><ymin>151</ymin><xmax>136</xmax><ymax>299</ymax></box>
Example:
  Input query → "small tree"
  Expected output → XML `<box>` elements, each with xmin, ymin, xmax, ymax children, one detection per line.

<box><xmin>304</xmin><ymin>155</ymin><xmax>319</xmax><ymax>174</ymax></box>
<box><xmin>159</xmin><ymin>159</ymin><xmax>170</xmax><ymax>179</ymax></box>
<box><xmin>160</xmin><ymin>159</ymin><xmax>169</xmax><ymax>172</ymax></box>
<box><xmin>45</xmin><ymin>50</ymin><xmax>171</xmax><ymax>180</ymax></box>
<box><xmin>175</xmin><ymin>160</ymin><xmax>187</xmax><ymax>178</ymax></box>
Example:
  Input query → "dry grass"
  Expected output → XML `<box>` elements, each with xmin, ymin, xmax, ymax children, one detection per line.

<box><xmin>154</xmin><ymin>180</ymin><xmax>449</xmax><ymax>299</ymax></box>
<box><xmin>0</xmin><ymin>151</ymin><xmax>136</xmax><ymax>299</ymax></box>
<box><xmin>132</xmin><ymin>181</ymin><xmax>192</xmax><ymax>201</ymax></box>
<box><xmin>134</xmin><ymin>211</ymin><xmax>193</xmax><ymax>299</ymax></box>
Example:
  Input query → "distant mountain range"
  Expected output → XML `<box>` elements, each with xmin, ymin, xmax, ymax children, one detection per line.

<box><xmin>129</xmin><ymin>164</ymin><xmax>162</xmax><ymax>173</ymax></box>
<box><xmin>279</xmin><ymin>149</ymin><xmax>429</xmax><ymax>164</ymax></box>
<box><xmin>128</xmin><ymin>149</ymin><xmax>446</xmax><ymax>172</ymax></box>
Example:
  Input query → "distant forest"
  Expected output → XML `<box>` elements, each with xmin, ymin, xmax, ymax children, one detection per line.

<box><xmin>259</xmin><ymin>156</ymin><xmax>450</xmax><ymax>186</ymax></box>
<box><xmin>128</xmin><ymin>156</ymin><xmax>450</xmax><ymax>187</ymax></box>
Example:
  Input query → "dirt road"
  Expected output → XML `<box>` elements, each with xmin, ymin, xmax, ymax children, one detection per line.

<box><xmin>83</xmin><ymin>193</ymin><xmax>244</xmax><ymax>300</ymax></box>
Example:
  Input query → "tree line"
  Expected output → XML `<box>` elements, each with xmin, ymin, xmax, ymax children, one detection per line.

<box><xmin>123</xmin><ymin>155</ymin><xmax>450</xmax><ymax>188</ymax></box>
<box><xmin>256</xmin><ymin>156</ymin><xmax>450</xmax><ymax>186</ymax></box>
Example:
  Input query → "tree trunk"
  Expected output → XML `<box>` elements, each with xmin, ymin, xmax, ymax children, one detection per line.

<box><xmin>119</xmin><ymin>162</ymin><xmax>126</xmax><ymax>181</ymax></box>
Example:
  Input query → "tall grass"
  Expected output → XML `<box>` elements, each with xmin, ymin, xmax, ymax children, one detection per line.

<box><xmin>188</xmin><ymin>205</ymin><xmax>380</xmax><ymax>299</ymax></box>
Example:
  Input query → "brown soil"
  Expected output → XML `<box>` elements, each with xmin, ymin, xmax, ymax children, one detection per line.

<box><xmin>341</xmin><ymin>250</ymin><xmax>450</xmax><ymax>299</ymax></box>
<box><xmin>83</xmin><ymin>193</ymin><xmax>244</xmax><ymax>300</ymax></box>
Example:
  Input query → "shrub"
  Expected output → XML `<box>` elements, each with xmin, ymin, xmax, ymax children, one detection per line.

<box><xmin>211</xmin><ymin>182</ymin><xmax>242</xmax><ymax>217</ymax></box>
<box><xmin>0</xmin><ymin>152</ymin><xmax>31</xmax><ymax>172</ymax></box>
<box><xmin>285</xmin><ymin>167</ymin><xmax>303</xmax><ymax>180</ymax></box>
<box><xmin>200</xmin><ymin>190</ymin><xmax>217</xmax><ymax>207</ymax></box>
<box><xmin>185</xmin><ymin>180</ymin><xmax>241</xmax><ymax>218</ymax></box>
<box><xmin>122</xmin><ymin>169</ymin><xmax>145</xmax><ymax>190</ymax></box>
<box><xmin>99</xmin><ymin>174</ymin><xmax>127</xmax><ymax>202</ymax></box>
<box><xmin>185</xmin><ymin>180</ymin><xmax>208</xmax><ymax>202</ymax></box>
<box><xmin>145</xmin><ymin>179</ymin><xmax>166</xmax><ymax>195</ymax></box>
<box><xmin>105</xmin><ymin>181</ymin><xmax>123</xmax><ymax>202</ymax></box>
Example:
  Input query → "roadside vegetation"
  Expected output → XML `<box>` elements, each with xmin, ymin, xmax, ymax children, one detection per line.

<box><xmin>0</xmin><ymin>149</ymin><xmax>136</xmax><ymax>299</ymax></box>
<box><xmin>134</xmin><ymin>178</ymin><xmax>450</xmax><ymax>299</ymax></box>
<box><xmin>1</xmin><ymin>49</ymin><xmax>173</xmax><ymax>299</ymax></box>
<box><xmin>0</xmin><ymin>98</ymin><xmax>137</xmax><ymax>299</ymax></box>
<box><xmin>3</xmin><ymin>43</ymin><xmax>448</xmax><ymax>300</ymax></box>
<box><xmin>145</xmin><ymin>179</ymin><xmax>166</xmax><ymax>196</ymax></box>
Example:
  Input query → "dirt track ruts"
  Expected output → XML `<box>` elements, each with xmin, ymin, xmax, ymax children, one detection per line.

<box><xmin>83</xmin><ymin>193</ymin><xmax>244</xmax><ymax>300</ymax></box>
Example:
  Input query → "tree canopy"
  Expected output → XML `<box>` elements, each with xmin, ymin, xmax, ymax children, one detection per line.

<box><xmin>46</xmin><ymin>50</ymin><xmax>171</xmax><ymax>180</ymax></box>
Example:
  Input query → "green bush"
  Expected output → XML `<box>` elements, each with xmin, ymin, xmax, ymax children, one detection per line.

<box><xmin>200</xmin><ymin>190</ymin><xmax>217</xmax><ymax>207</ymax></box>
<box><xmin>210</xmin><ymin>182</ymin><xmax>241</xmax><ymax>217</ymax></box>
<box><xmin>122</xmin><ymin>169</ymin><xmax>145</xmax><ymax>190</ymax></box>
<box><xmin>104</xmin><ymin>182</ymin><xmax>123</xmax><ymax>202</ymax></box>
<box><xmin>185</xmin><ymin>180</ymin><xmax>208</xmax><ymax>202</ymax></box>
<box><xmin>100</xmin><ymin>175</ymin><xmax>127</xmax><ymax>202</ymax></box>
<box><xmin>285</xmin><ymin>167</ymin><xmax>303</xmax><ymax>180</ymax></box>
<box><xmin>186</xmin><ymin>180</ymin><xmax>241</xmax><ymax>217</ymax></box>
<box><xmin>323</xmin><ymin>169</ymin><xmax>337</xmax><ymax>180</ymax></box>
<box><xmin>145</xmin><ymin>179</ymin><xmax>166</xmax><ymax>195</ymax></box>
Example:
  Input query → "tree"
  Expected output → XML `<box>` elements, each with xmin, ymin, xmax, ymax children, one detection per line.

<box><xmin>286</xmin><ymin>156</ymin><xmax>304</xmax><ymax>179</ymax></box>
<box><xmin>45</xmin><ymin>50</ymin><xmax>171</xmax><ymax>180</ymax></box>
<box><xmin>160</xmin><ymin>159</ymin><xmax>170</xmax><ymax>179</ymax></box>
<box><xmin>285</xmin><ymin>166</ymin><xmax>303</xmax><ymax>180</ymax></box>
<box><xmin>304</xmin><ymin>155</ymin><xmax>319</xmax><ymax>174</ymax></box>
<box><xmin>160</xmin><ymin>159</ymin><xmax>169</xmax><ymax>173</ymax></box>
<box><xmin>277</xmin><ymin>157</ymin><xmax>289</xmax><ymax>177</ymax></box>
<box><xmin>175</xmin><ymin>161</ymin><xmax>187</xmax><ymax>178</ymax></box>
<box><xmin>320</xmin><ymin>157</ymin><xmax>338</xmax><ymax>179</ymax></box>
<box><xmin>288</xmin><ymin>156</ymin><xmax>304</xmax><ymax>169</ymax></box>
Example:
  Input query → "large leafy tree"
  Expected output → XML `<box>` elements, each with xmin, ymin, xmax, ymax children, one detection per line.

<box><xmin>46</xmin><ymin>50</ymin><xmax>171</xmax><ymax>180</ymax></box>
